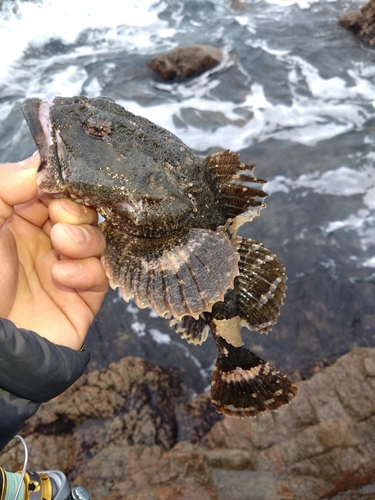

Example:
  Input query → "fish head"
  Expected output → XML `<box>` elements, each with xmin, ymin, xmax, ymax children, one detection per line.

<box><xmin>21</xmin><ymin>96</ymin><xmax>196</xmax><ymax>235</ymax></box>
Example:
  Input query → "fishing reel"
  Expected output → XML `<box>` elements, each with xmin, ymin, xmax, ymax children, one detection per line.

<box><xmin>0</xmin><ymin>437</ymin><xmax>91</xmax><ymax>500</ymax></box>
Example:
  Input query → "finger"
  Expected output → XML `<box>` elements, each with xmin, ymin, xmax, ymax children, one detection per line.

<box><xmin>48</xmin><ymin>198</ymin><xmax>98</xmax><ymax>226</ymax></box>
<box><xmin>52</xmin><ymin>256</ymin><xmax>109</xmax><ymax>293</ymax></box>
<box><xmin>0</xmin><ymin>154</ymin><xmax>39</xmax><ymax>228</ymax></box>
<box><xmin>38</xmin><ymin>193</ymin><xmax>56</xmax><ymax>208</ymax></box>
<box><xmin>50</xmin><ymin>222</ymin><xmax>106</xmax><ymax>259</ymax></box>
<box><xmin>13</xmin><ymin>198</ymin><xmax>49</xmax><ymax>228</ymax></box>
<box><xmin>0</xmin><ymin>154</ymin><xmax>39</xmax><ymax>203</ymax></box>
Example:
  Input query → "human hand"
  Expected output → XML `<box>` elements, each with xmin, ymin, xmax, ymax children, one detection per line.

<box><xmin>0</xmin><ymin>154</ymin><xmax>108</xmax><ymax>350</ymax></box>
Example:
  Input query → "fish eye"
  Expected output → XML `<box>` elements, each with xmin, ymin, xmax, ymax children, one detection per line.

<box><xmin>84</xmin><ymin>112</ymin><xmax>113</xmax><ymax>138</ymax></box>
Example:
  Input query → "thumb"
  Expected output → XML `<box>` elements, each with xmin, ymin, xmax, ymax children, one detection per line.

<box><xmin>0</xmin><ymin>153</ymin><xmax>39</xmax><ymax>228</ymax></box>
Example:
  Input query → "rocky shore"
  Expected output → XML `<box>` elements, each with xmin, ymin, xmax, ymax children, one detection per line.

<box><xmin>2</xmin><ymin>346</ymin><xmax>375</xmax><ymax>499</ymax></box>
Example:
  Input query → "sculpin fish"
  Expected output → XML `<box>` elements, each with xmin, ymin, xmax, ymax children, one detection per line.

<box><xmin>22</xmin><ymin>96</ymin><xmax>298</xmax><ymax>417</ymax></box>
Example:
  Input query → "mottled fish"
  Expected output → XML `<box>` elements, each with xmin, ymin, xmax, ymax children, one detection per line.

<box><xmin>22</xmin><ymin>96</ymin><xmax>298</xmax><ymax>417</ymax></box>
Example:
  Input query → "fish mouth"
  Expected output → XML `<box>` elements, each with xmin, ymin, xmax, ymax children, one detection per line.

<box><xmin>21</xmin><ymin>98</ymin><xmax>66</xmax><ymax>193</ymax></box>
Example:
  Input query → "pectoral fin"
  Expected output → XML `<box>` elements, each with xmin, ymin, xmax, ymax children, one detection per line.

<box><xmin>171</xmin><ymin>236</ymin><xmax>286</xmax><ymax>345</ymax></box>
<box><xmin>232</xmin><ymin>236</ymin><xmax>287</xmax><ymax>333</ymax></box>
<box><xmin>101</xmin><ymin>223</ymin><xmax>239</xmax><ymax>320</ymax></box>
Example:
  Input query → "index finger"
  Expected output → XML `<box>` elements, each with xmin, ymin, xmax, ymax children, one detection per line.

<box><xmin>0</xmin><ymin>154</ymin><xmax>39</xmax><ymax>228</ymax></box>
<box><xmin>48</xmin><ymin>198</ymin><xmax>99</xmax><ymax>226</ymax></box>
<box><xmin>0</xmin><ymin>155</ymin><xmax>39</xmax><ymax>205</ymax></box>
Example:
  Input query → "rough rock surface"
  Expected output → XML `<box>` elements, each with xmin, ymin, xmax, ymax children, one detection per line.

<box><xmin>147</xmin><ymin>45</ymin><xmax>223</xmax><ymax>81</ymax></box>
<box><xmin>2</xmin><ymin>348</ymin><xmax>375</xmax><ymax>499</ymax></box>
<box><xmin>338</xmin><ymin>0</ymin><xmax>375</xmax><ymax>45</ymax></box>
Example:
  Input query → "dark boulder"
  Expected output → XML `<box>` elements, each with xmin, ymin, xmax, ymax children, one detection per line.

<box><xmin>339</xmin><ymin>0</ymin><xmax>375</xmax><ymax>45</ymax></box>
<box><xmin>147</xmin><ymin>45</ymin><xmax>223</xmax><ymax>82</ymax></box>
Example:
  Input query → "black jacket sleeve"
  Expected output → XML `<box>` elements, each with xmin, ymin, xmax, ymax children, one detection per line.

<box><xmin>0</xmin><ymin>318</ymin><xmax>90</xmax><ymax>451</ymax></box>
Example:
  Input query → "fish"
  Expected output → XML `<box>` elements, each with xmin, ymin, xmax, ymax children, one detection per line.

<box><xmin>21</xmin><ymin>95</ymin><xmax>298</xmax><ymax>417</ymax></box>
<box><xmin>170</xmin><ymin>235</ymin><xmax>297</xmax><ymax>416</ymax></box>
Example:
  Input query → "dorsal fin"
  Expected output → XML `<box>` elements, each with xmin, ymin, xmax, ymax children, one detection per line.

<box><xmin>205</xmin><ymin>150</ymin><xmax>268</xmax><ymax>232</ymax></box>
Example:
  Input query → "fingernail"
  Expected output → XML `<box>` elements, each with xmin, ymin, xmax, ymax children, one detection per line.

<box><xmin>60</xmin><ymin>198</ymin><xmax>87</xmax><ymax>218</ymax></box>
<box><xmin>63</xmin><ymin>224</ymin><xmax>89</xmax><ymax>246</ymax></box>
<box><xmin>58</xmin><ymin>261</ymin><xmax>83</xmax><ymax>279</ymax></box>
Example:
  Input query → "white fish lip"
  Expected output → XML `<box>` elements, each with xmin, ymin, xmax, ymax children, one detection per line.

<box><xmin>38</xmin><ymin>100</ymin><xmax>53</xmax><ymax>147</ymax></box>
<box><xmin>34</xmin><ymin>99</ymin><xmax>66</xmax><ymax>193</ymax></box>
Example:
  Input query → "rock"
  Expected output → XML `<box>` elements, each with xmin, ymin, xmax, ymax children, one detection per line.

<box><xmin>22</xmin><ymin>356</ymin><xmax>182</xmax><ymax>449</ymax></box>
<box><xmin>228</xmin><ymin>0</ymin><xmax>249</xmax><ymax>10</ymax></box>
<box><xmin>147</xmin><ymin>45</ymin><xmax>223</xmax><ymax>81</ymax></box>
<box><xmin>338</xmin><ymin>10</ymin><xmax>362</xmax><ymax>30</ymax></box>
<box><xmin>212</xmin><ymin>470</ymin><xmax>278</xmax><ymax>500</ymax></box>
<box><xmin>338</xmin><ymin>1</ymin><xmax>375</xmax><ymax>45</ymax></box>
<box><xmin>205</xmin><ymin>347</ymin><xmax>375</xmax><ymax>499</ymax></box>
<box><xmin>81</xmin><ymin>441</ymin><xmax>217</xmax><ymax>500</ymax></box>
<box><xmin>3</xmin><ymin>348</ymin><xmax>375</xmax><ymax>499</ymax></box>
<box><xmin>176</xmin><ymin>392</ymin><xmax>224</xmax><ymax>443</ymax></box>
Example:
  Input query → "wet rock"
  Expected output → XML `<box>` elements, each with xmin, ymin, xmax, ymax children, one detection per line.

<box><xmin>147</xmin><ymin>45</ymin><xmax>223</xmax><ymax>81</ymax></box>
<box><xmin>81</xmin><ymin>441</ymin><xmax>217</xmax><ymax>500</ymax></box>
<box><xmin>34</xmin><ymin>356</ymin><xmax>180</xmax><ymax>447</ymax></box>
<box><xmin>228</xmin><ymin>0</ymin><xmax>249</xmax><ymax>10</ymax></box>
<box><xmin>206</xmin><ymin>347</ymin><xmax>375</xmax><ymax>499</ymax></box>
<box><xmin>330</xmin><ymin>481</ymin><xmax>375</xmax><ymax>500</ymax></box>
<box><xmin>176</xmin><ymin>392</ymin><xmax>224</xmax><ymax>443</ymax></box>
<box><xmin>339</xmin><ymin>1</ymin><xmax>375</xmax><ymax>45</ymax></box>
<box><xmin>213</xmin><ymin>470</ymin><xmax>278</xmax><ymax>500</ymax></box>
<box><xmin>3</xmin><ymin>348</ymin><xmax>375</xmax><ymax>499</ymax></box>
<box><xmin>338</xmin><ymin>10</ymin><xmax>362</xmax><ymax>30</ymax></box>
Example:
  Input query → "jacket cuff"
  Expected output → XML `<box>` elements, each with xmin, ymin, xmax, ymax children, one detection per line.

<box><xmin>0</xmin><ymin>319</ymin><xmax>90</xmax><ymax>403</ymax></box>
<box><xmin>0</xmin><ymin>388</ymin><xmax>40</xmax><ymax>450</ymax></box>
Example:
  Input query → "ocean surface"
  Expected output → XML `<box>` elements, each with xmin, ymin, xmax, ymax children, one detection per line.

<box><xmin>1</xmin><ymin>0</ymin><xmax>374</xmax><ymax>394</ymax></box>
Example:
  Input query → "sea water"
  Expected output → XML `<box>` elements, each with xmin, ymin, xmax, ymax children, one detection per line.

<box><xmin>0</xmin><ymin>0</ymin><xmax>373</xmax><ymax>391</ymax></box>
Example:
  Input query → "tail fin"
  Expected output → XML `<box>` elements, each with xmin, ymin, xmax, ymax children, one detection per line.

<box><xmin>211</xmin><ymin>334</ymin><xmax>298</xmax><ymax>417</ymax></box>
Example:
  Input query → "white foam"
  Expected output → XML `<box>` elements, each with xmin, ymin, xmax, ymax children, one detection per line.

<box><xmin>267</xmin><ymin>165</ymin><xmax>375</xmax><ymax>202</ymax></box>
<box><xmin>119</xmin><ymin>48</ymin><xmax>375</xmax><ymax>150</ymax></box>
<box><xmin>149</xmin><ymin>328</ymin><xmax>171</xmax><ymax>345</ymax></box>
<box><xmin>0</xmin><ymin>0</ymin><xmax>168</xmax><ymax>82</ymax></box>
<box><xmin>325</xmin><ymin>209</ymin><xmax>375</xmax><ymax>253</ymax></box>
<box><xmin>265</xmin><ymin>0</ymin><xmax>336</xmax><ymax>8</ymax></box>
<box><xmin>27</xmin><ymin>66</ymin><xmax>89</xmax><ymax>100</ymax></box>
<box><xmin>84</xmin><ymin>77</ymin><xmax>103</xmax><ymax>98</ymax></box>
<box><xmin>131</xmin><ymin>321</ymin><xmax>146</xmax><ymax>337</ymax></box>
<box><xmin>1</xmin><ymin>0</ymin><xmax>374</xmax><ymax>154</ymax></box>
<box><xmin>363</xmin><ymin>187</ymin><xmax>375</xmax><ymax>210</ymax></box>
<box><xmin>362</xmin><ymin>256</ymin><xmax>375</xmax><ymax>268</ymax></box>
